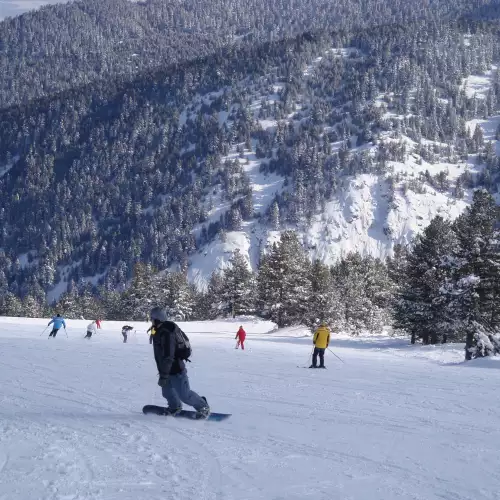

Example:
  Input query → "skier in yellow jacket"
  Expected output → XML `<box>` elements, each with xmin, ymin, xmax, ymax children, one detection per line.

<box><xmin>310</xmin><ymin>322</ymin><xmax>330</xmax><ymax>368</ymax></box>
<box><xmin>147</xmin><ymin>325</ymin><xmax>156</xmax><ymax>344</ymax></box>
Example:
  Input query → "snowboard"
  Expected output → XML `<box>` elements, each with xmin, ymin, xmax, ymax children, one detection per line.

<box><xmin>142</xmin><ymin>405</ymin><xmax>231</xmax><ymax>422</ymax></box>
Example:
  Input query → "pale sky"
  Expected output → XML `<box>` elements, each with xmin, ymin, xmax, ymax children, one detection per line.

<box><xmin>0</xmin><ymin>0</ymin><xmax>71</xmax><ymax>20</ymax></box>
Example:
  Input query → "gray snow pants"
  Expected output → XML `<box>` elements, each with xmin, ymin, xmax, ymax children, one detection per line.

<box><xmin>161</xmin><ymin>369</ymin><xmax>206</xmax><ymax>411</ymax></box>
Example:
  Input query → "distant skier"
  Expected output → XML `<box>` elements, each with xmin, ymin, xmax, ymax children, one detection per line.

<box><xmin>235</xmin><ymin>325</ymin><xmax>246</xmax><ymax>350</ymax></box>
<box><xmin>48</xmin><ymin>314</ymin><xmax>66</xmax><ymax>338</ymax></box>
<box><xmin>122</xmin><ymin>325</ymin><xmax>134</xmax><ymax>343</ymax></box>
<box><xmin>85</xmin><ymin>321</ymin><xmax>97</xmax><ymax>339</ymax></box>
<box><xmin>96</xmin><ymin>319</ymin><xmax>102</xmax><ymax>329</ymax></box>
<box><xmin>150</xmin><ymin>306</ymin><xmax>210</xmax><ymax>419</ymax></box>
<box><xmin>310</xmin><ymin>322</ymin><xmax>330</xmax><ymax>369</ymax></box>
<box><xmin>147</xmin><ymin>325</ymin><xmax>155</xmax><ymax>344</ymax></box>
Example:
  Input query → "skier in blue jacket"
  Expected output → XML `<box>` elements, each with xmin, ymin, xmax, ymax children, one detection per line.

<box><xmin>48</xmin><ymin>314</ymin><xmax>66</xmax><ymax>338</ymax></box>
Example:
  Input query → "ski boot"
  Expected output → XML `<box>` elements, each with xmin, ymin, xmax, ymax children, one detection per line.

<box><xmin>195</xmin><ymin>397</ymin><xmax>211</xmax><ymax>419</ymax></box>
<box><xmin>164</xmin><ymin>406</ymin><xmax>182</xmax><ymax>416</ymax></box>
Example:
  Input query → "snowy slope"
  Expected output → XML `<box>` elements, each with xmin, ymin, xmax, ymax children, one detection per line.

<box><xmin>1</xmin><ymin>317</ymin><xmax>499</xmax><ymax>500</ymax></box>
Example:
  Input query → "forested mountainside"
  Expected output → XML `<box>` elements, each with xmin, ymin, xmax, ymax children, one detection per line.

<box><xmin>0</xmin><ymin>0</ymin><xmax>491</xmax><ymax>108</ymax></box>
<box><xmin>2</xmin><ymin>0</ymin><xmax>500</xmax><ymax>306</ymax></box>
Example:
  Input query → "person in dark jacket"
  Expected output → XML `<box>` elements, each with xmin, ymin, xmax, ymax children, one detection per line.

<box><xmin>150</xmin><ymin>307</ymin><xmax>210</xmax><ymax>419</ymax></box>
<box><xmin>122</xmin><ymin>325</ymin><xmax>134</xmax><ymax>343</ymax></box>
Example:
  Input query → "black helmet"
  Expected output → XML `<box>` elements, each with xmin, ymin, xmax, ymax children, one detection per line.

<box><xmin>56</xmin><ymin>313</ymin><xmax>61</xmax><ymax>317</ymax></box>
<box><xmin>150</xmin><ymin>307</ymin><xmax>168</xmax><ymax>323</ymax></box>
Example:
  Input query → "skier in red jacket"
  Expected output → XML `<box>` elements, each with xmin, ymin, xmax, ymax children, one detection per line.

<box><xmin>235</xmin><ymin>326</ymin><xmax>246</xmax><ymax>350</ymax></box>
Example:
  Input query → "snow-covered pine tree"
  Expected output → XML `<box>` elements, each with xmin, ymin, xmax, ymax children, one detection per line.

<box><xmin>22</xmin><ymin>295</ymin><xmax>45</xmax><ymax>318</ymax></box>
<box><xmin>78</xmin><ymin>281</ymin><xmax>102</xmax><ymax>321</ymax></box>
<box><xmin>164</xmin><ymin>271</ymin><xmax>196</xmax><ymax>321</ymax></box>
<box><xmin>0</xmin><ymin>292</ymin><xmax>23</xmax><ymax>317</ymax></box>
<box><xmin>307</xmin><ymin>259</ymin><xmax>343</xmax><ymax>329</ymax></box>
<box><xmin>229</xmin><ymin>206</ymin><xmax>243</xmax><ymax>231</ymax></box>
<box><xmin>222</xmin><ymin>249</ymin><xmax>255</xmax><ymax>317</ymax></box>
<box><xmin>393</xmin><ymin>216</ymin><xmax>457</xmax><ymax>344</ymax></box>
<box><xmin>206</xmin><ymin>269</ymin><xmax>227</xmax><ymax>319</ymax></box>
<box><xmin>362</xmin><ymin>255</ymin><xmax>394</xmax><ymax>333</ymax></box>
<box><xmin>387</xmin><ymin>244</ymin><xmax>414</xmax><ymax>340</ymax></box>
<box><xmin>191</xmin><ymin>286</ymin><xmax>212</xmax><ymax>320</ymax></box>
<box><xmin>99</xmin><ymin>287</ymin><xmax>122</xmax><ymax>320</ymax></box>
<box><xmin>56</xmin><ymin>282</ymin><xmax>81</xmax><ymax>319</ymax></box>
<box><xmin>120</xmin><ymin>263</ymin><xmax>156</xmax><ymax>320</ymax></box>
<box><xmin>270</xmin><ymin>201</ymin><xmax>280</xmax><ymax>230</ymax></box>
<box><xmin>257</xmin><ymin>231</ymin><xmax>311</xmax><ymax>327</ymax></box>
<box><xmin>332</xmin><ymin>253</ymin><xmax>390</xmax><ymax>335</ymax></box>
<box><xmin>448</xmin><ymin>190</ymin><xmax>500</xmax><ymax>359</ymax></box>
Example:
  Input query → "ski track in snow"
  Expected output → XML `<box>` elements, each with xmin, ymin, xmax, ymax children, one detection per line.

<box><xmin>0</xmin><ymin>318</ymin><xmax>499</xmax><ymax>500</ymax></box>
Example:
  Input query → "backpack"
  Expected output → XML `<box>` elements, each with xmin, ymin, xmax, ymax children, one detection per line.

<box><xmin>174</xmin><ymin>324</ymin><xmax>192</xmax><ymax>361</ymax></box>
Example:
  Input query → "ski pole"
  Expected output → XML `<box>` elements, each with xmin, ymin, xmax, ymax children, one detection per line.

<box><xmin>307</xmin><ymin>347</ymin><xmax>314</xmax><ymax>364</ymax></box>
<box><xmin>327</xmin><ymin>347</ymin><xmax>345</xmax><ymax>364</ymax></box>
<box><xmin>40</xmin><ymin>326</ymin><xmax>49</xmax><ymax>336</ymax></box>
<box><xmin>64</xmin><ymin>328</ymin><xmax>68</xmax><ymax>338</ymax></box>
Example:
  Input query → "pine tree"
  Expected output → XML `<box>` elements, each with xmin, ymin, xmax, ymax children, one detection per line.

<box><xmin>222</xmin><ymin>249</ymin><xmax>255</xmax><ymax>317</ymax></box>
<box><xmin>230</xmin><ymin>207</ymin><xmax>243</xmax><ymax>231</ymax></box>
<box><xmin>164</xmin><ymin>272</ymin><xmax>196</xmax><ymax>321</ymax></box>
<box><xmin>78</xmin><ymin>281</ymin><xmax>103</xmax><ymax>321</ymax></box>
<box><xmin>333</xmin><ymin>253</ymin><xmax>390</xmax><ymax>335</ymax></box>
<box><xmin>393</xmin><ymin>216</ymin><xmax>458</xmax><ymax>344</ymax></box>
<box><xmin>448</xmin><ymin>190</ymin><xmax>500</xmax><ymax>359</ymax></box>
<box><xmin>307</xmin><ymin>259</ymin><xmax>342</xmax><ymax>328</ymax></box>
<box><xmin>22</xmin><ymin>295</ymin><xmax>45</xmax><ymax>318</ymax></box>
<box><xmin>191</xmin><ymin>287</ymin><xmax>213</xmax><ymax>320</ymax></box>
<box><xmin>387</xmin><ymin>244</ymin><xmax>413</xmax><ymax>339</ymax></box>
<box><xmin>100</xmin><ymin>287</ymin><xmax>122</xmax><ymax>320</ymax></box>
<box><xmin>270</xmin><ymin>201</ymin><xmax>280</xmax><ymax>230</ymax></box>
<box><xmin>206</xmin><ymin>270</ymin><xmax>227</xmax><ymax>319</ymax></box>
<box><xmin>121</xmin><ymin>263</ymin><xmax>157</xmax><ymax>320</ymax></box>
<box><xmin>56</xmin><ymin>284</ymin><xmax>81</xmax><ymax>319</ymax></box>
<box><xmin>0</xmin><ymin>292</ymin><xmax>23</xmax><ymax>316</ymax></box>
<box><xmin>257</xmin><ymin>231</ymin><xmax>311</xmax><ymax>327</ymax></box>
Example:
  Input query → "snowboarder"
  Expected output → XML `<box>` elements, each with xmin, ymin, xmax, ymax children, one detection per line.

<box><xmin>85</xmin><ymin>321</ymin><xmax>97</xmax><ymax>339</ymax></box>
<box><xmin>235</xmin><ymin>325</ymin><xmax>246</xmax><ymax>350</ymax></box>
<box><xmin>147</xmin><ymin>325</ymin><xmax>155</xmax><ymax>344</ymax></box>
<box><xmin>122</xmin><ymin>325</ymin><xmax>134</xmax><ymax>343</ymax></box>
<box><xmin>150</xmin><ymin>306</ymin><xmax>210</xmax><ymax>419</ymax></box>
<box><xmin>48</xmin><ymin>314</ymin><xmax>66</xmax><ymax>338</ymax></box>
<box><xmin>310</xmin><ymin>322</ymin><xmax>330</xmax><ymax>368</ymax></box>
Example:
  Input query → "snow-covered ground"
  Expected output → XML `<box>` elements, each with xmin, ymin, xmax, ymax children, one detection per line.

<box><xmin>1</xmin><ymin>316</ymin><xmax>499</xmax><ymax>500</ymax></box>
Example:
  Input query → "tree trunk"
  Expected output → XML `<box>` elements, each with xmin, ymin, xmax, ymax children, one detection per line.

<box><xmin>422</xmin><ymin>333</ymin><xmax>429</xmax><ymax>345</ymax></box>
<box><xmin>430</xmin><ymin>333</ymin><xmax>438</xmax><ymax>344</ymax></box>
<box><xmin>465</xmin><ymin>331</ymin><xmax>474</xmax><ymax>361</ymax></box>
<box><xmin>442</xmin><ymin>334</ymin><xmax>447</xmax><ymax>344</ymax></box>
<box><xmin>411</xmin><ymin>332</ymin><xmax>416</xmax><ymax>344</ymax></box>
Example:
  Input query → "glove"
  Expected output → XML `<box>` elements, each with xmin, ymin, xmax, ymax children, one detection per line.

<box><xmin>158</xmin><ymin>376</ymin><xmax>169</xmax><ymax>387</ymax></box>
